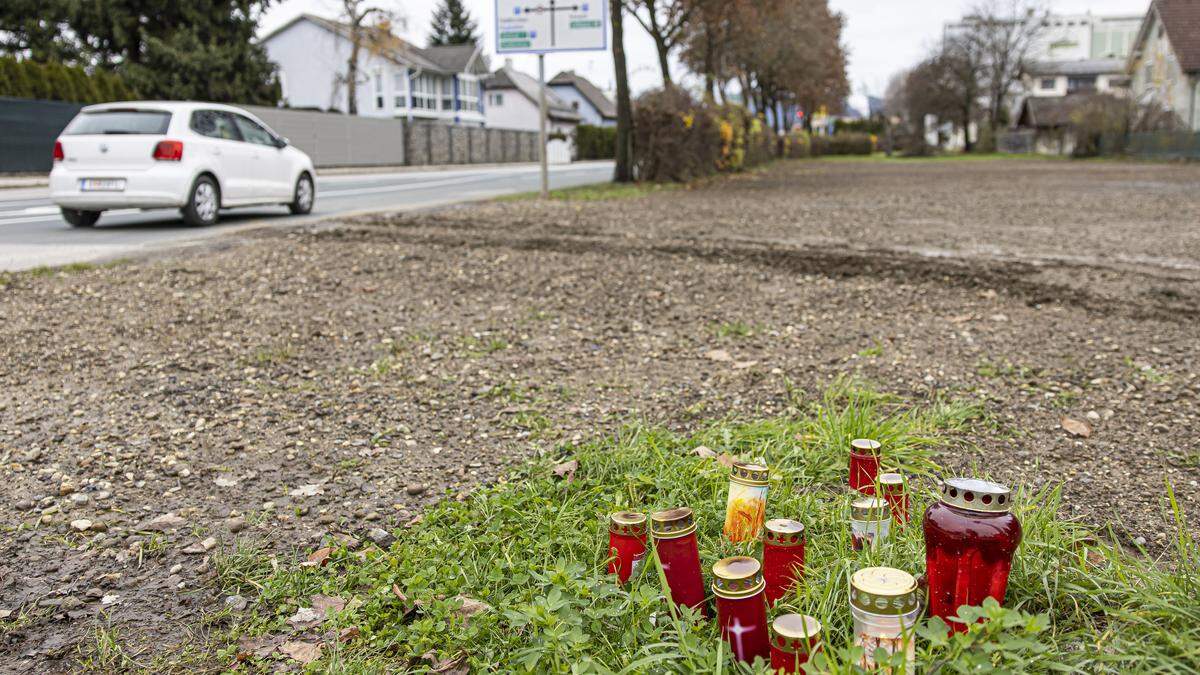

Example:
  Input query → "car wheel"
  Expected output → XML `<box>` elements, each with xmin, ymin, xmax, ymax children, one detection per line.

<box><xmin>62</xmin><ymin>208</ymin><xmax>100</xmax><ymax>228</ymax></box>
<box><xmin>181</xmin><ymin>175</ymin><xmax>220</xmax><ymax>226</ymax></box>
<box><xmin>288</xmin><ymin>173</ymin><xmax>314</xmax><ymax>215</ymax></box>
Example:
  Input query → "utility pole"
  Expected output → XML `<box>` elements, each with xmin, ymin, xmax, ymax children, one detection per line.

<box><xmin>538</xmin><ymin>53</ymin><xmax>549</xmax><ymax>198</ymax></box>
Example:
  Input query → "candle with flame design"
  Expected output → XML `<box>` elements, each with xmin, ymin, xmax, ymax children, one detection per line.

<box><xmin>712</xmin><ymin>556</ymin><xmax>770</xmax><ymax>663</ymax></box>
<box><xmin>722</xmin><ymin>462</ymin><xmax>769</xmax><ymax>543</ymax></box>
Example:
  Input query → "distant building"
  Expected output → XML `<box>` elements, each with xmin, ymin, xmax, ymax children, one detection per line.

<box><xmin>1024</xmin><ymin>59</ymin><xmax>1131</xmax><ymax>98</ymax></box>
<box><xmin>482</xmin><ymin>62</ymin><xmax>581</xmax><ymax>162</ymax></box>
<box><xmin>548</xmin><ymin>71</ymin><xmax>616</xmax><ymax>127</ymax></box>
<box><xmin>1127</xmin><ymin>0</ymin><xmax>1200</xmax><ymax>130</ymax></box>
<box><xmin>261</xmin><ymin>14</ymin><xmax>488</xmax><ymax>126</ymax></box>
<box><xmin>1020</xmin><ymin>13</ymin><xmax>1142</xmax><ymax>105</ymax></box>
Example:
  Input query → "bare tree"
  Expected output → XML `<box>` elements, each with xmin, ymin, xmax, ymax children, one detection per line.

<box><xmin>611</xmin><ymin>0</ymin><xmax>634</xmax><ymax>182</ymax></box>
<box><xmin>339</xmin><ymin>0</ymin><xmax>388</xmax><ymax>115</ymax></box>
<box><xmin>963</xmin><ymin>0</ymin><xmax>1045</xmax><ymax>132</ymax></box>
<box><xmin>623</xmin><ymin>0</ymin><xmax>691</xmax><ymax>86</ymax></box>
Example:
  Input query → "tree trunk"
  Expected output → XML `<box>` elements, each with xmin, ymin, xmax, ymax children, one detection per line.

<box><xmin>962</xmin><ymin>107</ymin><xmax>974</xmax><ymax>153</ymax></box>
<box><xmin>611</xmin><ymin>0</ymin><xmax>634</xmax><ymax>182</ymax></box>
<box><xmin>347</xmin><ymin>33</ymin><xmax>361</xmax><ymax>115</ymax></box>
<box><xmin>654</xmin><ymin>35</ymin><xmax>672</xmax><ymax>87</ymax></box>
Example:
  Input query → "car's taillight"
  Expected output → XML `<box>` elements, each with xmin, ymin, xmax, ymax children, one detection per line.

<box><xmin>152</xmin><ymin>140</ymin><xmax>184</xmax><ymax>161</ymax></box>
<box><xmin>53</xmin><ymin>140</ymin><xmax>64</xmax><ymax>162</ymax></box>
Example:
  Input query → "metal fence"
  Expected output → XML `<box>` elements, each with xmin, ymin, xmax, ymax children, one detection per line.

<box><xmin>1100</xmin><ymin>130</ymin><xmax>1200</xmax><ymax>160</ymax></box>
<box><xmin>996</xmin><ymin>130</ymin><xmax>1035</xmax><ymax>155</ymax></box>
<box><xmin>0</xmin><ymin>97</ymin><xmax>541</xmax><ymax>172</ymax></box>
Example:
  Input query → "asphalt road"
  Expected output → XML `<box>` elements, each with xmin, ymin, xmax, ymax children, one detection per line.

<box><xmin>0</xmin><ymin>161</ymin><xmax>614</xmax><ymax>271</ymax></box>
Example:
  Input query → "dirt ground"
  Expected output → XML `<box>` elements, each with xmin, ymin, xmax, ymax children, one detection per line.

<box><xmin>1</xmin><ymin>158</ymin><xmax>1197</xmax><ymax>672</ymax></box>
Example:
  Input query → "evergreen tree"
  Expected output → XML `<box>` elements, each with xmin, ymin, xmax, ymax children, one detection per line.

<box><xmin>429</xmin><ymin>0</ymin><xmax>479</xmax><ymax>46</ymax></box>
<box><xmin>3</xmin><ymin>58</ymin><xmax>34</xmax><ymax>98</ymax></box>
<box><xmin>25</xmin><ymin>62</ymin><xmax>51</xmax><ymax>100</ymax></box>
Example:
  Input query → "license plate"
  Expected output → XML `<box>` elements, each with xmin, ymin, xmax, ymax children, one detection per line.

<box><xmin>80</xmin><ymin>178</ymin><xmax>126</xmax><ymax>192</ymax></box>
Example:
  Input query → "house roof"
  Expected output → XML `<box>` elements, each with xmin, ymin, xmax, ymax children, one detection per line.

<box><xmin>1026</xmin><ymin>58</ymin><xmax>1127</xmax><ymax>76</ymax></box>
<box><xmin>1016</xmin><ymin>93</ymin><xmax>1109</xmax><ymax>128</ymax></box>
<box><xmin>484</xmin><ymin>66</ymin><xmax>582</xmax><ymax>122</ymax></box>
<box><xmin>548</xmin><ymin>70</ymin><xmax>616</xmax><ymax>119</ymax></box>
<box><xmin>1130</xmin><ymin>0</ymin><xmax>1200</xmax><ymax>73</ymax></box>
<box><xmin>262</xmin><ymin>14</ymin><xmax>487</xmax><ymax>75</ymax></box>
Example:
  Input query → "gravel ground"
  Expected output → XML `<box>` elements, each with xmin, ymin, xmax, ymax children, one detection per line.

<box><xmin>1</xmin><ymin>158</ymin><xmax>1197</xmax><ymax>671</ymax></box>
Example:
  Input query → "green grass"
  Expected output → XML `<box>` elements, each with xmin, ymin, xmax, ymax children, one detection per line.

<box><xmin>813</xmin><ymin>153</ymin><xmax>1066</xmax><ymax>164</ymax></box>
<box><xmin>215</xmin><ymin>385</ymin><xmax>1198</xmax><ymax>673</ymax></box>
<box><xmin>498</xmin><ymin>181</ymin><xmax>679</xmax><ymax>202</ymax></box>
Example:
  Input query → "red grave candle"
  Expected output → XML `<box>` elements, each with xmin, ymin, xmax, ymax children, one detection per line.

<box><xmin>879</xmin><ymin>473</ymin><xmax>909</xmax><ymax>524</ymax></box>
<box><xmin>923</xmin><ymin>478</ymin><xmax>1022</xmax><ymax>633</ymax></box>
<box><xmin>712</xmin><ymin>556</ymin><xmax>770</xmax><ymax>664</ymax></box>
<box><xmin>650</xmin><ymin>507</ymin><xmax>708</xmax><ymax>616</ymax></box>
<box><xmin>849</xmin><ymin>438</ymin><xmax>881</xmax><ymax>494</ymax></box>
<box><xmin>762</xmin><ymin>518</ymin><xmax>805</xmax><ymax>606</ymax></box>
<box><xmin>770</xmin><ymin>613</ymin><xmax>822</xmax><ymax>673</ymax></box>
<box><xmin>607</xmin><ymin>511</ymin><xmax>648</xmax><ymax>584</ymax></box>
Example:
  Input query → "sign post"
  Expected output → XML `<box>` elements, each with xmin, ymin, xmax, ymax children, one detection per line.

<box><xmin>495</xmin><ymin>0</ymin><xmax>608</xmax><ymax>198</ymax></box>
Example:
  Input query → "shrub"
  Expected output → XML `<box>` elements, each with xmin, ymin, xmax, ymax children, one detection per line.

<box><xmin>574</xmin><ymin>124</ymin><xmax>616</xmax><ymax>160</ymax></box>
<box><xmin>810</xmin><ymin>132</ymin><xmax>874</xmax><ymax>156</ymax></box>
<box><xmin>0</xmin><ymin>56</ymin><xmax>136</xmax><ymax>103</ymax></box>
<box><xmin>632</xmin><ymin>88</ymin><xmax>723</xmax><ymax>182</ymax></box>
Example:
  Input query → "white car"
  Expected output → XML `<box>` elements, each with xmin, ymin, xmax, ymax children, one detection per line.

<box><xmin>50</xmin><ymin>101</ymin><xmax>315</xmax><ymax>227</ymax></box>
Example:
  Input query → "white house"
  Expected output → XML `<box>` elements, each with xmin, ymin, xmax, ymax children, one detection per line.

<box><xmin>1024</xmin><ymin>59</ymin><xmax>1131</xmax><ymax>98</ymax></box>
<box><xmin>1128</xmin><ymin>0</ymin><xmax>1200</xmax><ymax>130</ymax></box>
<box><xmin>548</xmin><ymin>71</ymin><xmax>616</xmax><ymax>127</ymax></box>
<box><xmin>261</xmin><ymin>14</ymin><xmax>488</xmax><ymax>126</ymax></box>
<box><xmin>483</xmin><ymin>63</ymin><xmax>581</xmax><ymax>161</ymax></box>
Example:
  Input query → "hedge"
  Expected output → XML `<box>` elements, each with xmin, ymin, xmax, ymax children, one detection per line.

<box><xmin>575</xmin><ymin>124</ymin><xmax>616</xmax><ymax>160</ymax></box>
<box><xmin>0</xmin><ymin>57</ymin><xmax>136</xmax><ymax>103</ymax></box>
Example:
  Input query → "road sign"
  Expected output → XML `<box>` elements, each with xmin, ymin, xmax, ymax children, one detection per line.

<box><xmin>495</xmin><ymin>0</ymin><xmax>608</xmax><ymax>53</ymax></box>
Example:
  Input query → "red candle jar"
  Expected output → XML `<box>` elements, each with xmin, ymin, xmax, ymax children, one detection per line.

<box><xmin>712</xmin><ymin>556</ymin><xmax>770</xmax><ymax>664</ymax></box>
<box><xmin>650</xmin><ymin>507</ymin><xmax>708</xmax><ymax>616</ymax></box>
<box><xmin>879</xmin><ymin>473</ymin><xmax>909</xmax><ymax>523</ymax></box>
<box><xmin>607</xmin><ymin>511</ymin><xmax>648</xmax><ymax>584</ymax></box>
<box><xmin>849</xmin><ymin>439</ymin><xmax>881</xmax><ymax>494</ymax></box>
<box><xmin>769</xmin><ymin>613</ymin><xmax>822</xmax><ymax>673</ymax></box>
<box><xmin>723</xmin><ymin>462</ymin><xmax>770</xmax><ymax>543</ymax></box>
<box><xmin>923</xmin><ymin>478</ymin><xmax>1022</xmax><ymax>633</ymax></box>
<box><xmin>762</xmin><ymin>518</ymin><xmax>805</xmax><ymax>606</ymax></box>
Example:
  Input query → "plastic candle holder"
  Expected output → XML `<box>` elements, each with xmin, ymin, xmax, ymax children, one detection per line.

<box><xmin>712</xmin><ymin>556</ymin><xmax>770</xmax><ymax>664</ymax></box>
<box><xmin>770</xmin><ymin>613</ymin><xmax>822</xmax><ymax>673</ymax></box>
<box><xmin>650</xmin><ymin>507</ymin><xmax>708</xmax><ymax>616</ymax></box>
<box><xmin>762</xmin><ymin>518</ymin><xmax>805</xmax><ymax>606</ymax></box>
<box><xmin>607</xmin><ymin>511</ymin><xmax>648</xmax><ymax>584</ymax></box>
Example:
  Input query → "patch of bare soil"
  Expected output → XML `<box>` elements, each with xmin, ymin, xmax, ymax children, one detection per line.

<box><xmin>1</xmin><ymin>158</ymin><xmax>1196</xmax><ymax>672</ymax></box>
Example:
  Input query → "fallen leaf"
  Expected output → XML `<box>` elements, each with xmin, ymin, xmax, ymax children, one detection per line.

<box><xmin>692</xmin><ymin>445</ymin><xmax>716</xmax><ymax>459</ymax></box>
<box><xmin>279</xmin><ymin>640</ymin><xmax>322</xmax><ymax>664</ymax></box>
<box><xmin>289</xmin><ymin>484</ymin><xmax>324</xmax><ymax>498</ymax></box>
<box><xmin>716</xmin><ymin>453</ymin><xmax>738</xmax><ymax>469</ymax></box>
<box><xmin>287</xmin><ymin>606</ymin><xmax>323</xmax><ymax>629</ymax></box>
<box><xmin>948</xmin><ymin>313</ymin><xmax>974</xmax><ymax>323</ymax></box>
<box><xmin>452</xmin><ymin>595</ymin><xmax>491</xmax><ymax>620</ymax></box>
<box><xmin>704</xmin><ymin>349</ymin><xmax>733</xmax><ymax>362</ymax></box>
<box><xmin>1085</xmin><ymin>550</ymin><xmax>1106</xmax><ymax>568</ymax></box>
<box><xmin>338</xmin><ymin>626</ymin><xmax>361</xmax><ymax>643</ymax></box>
<box><xmin>1061</xmin><ymin>417</ymin><xmax>1092</xmax><ymax>438</ymax></box>
<box><xmin>301</xmin><ymin>546</ymin><xmax>333</xmax><ymax>568</ymax></box>
<box><xmin>0</xmin><ymin>609</ymin><xmax>11</xmax><ymax>619</ymax></box>
<box><xmin>237</xmin><ymin>634</ymin><xmax>285</xmax><ymax>660</ymax></box>
<box><xmin>391</xmin><ymin>584</ymin><xmax>409</xmax><ymax>603</ymax></box>
<box><xmin>311</xmin><ymin>595</ymin><xmax>345</xmax><ymax>617</ymax></box>
<box><xmin>552</xmin><ymin>459</ymin><xmax>578</xmax><ymax>482</ymax></box>
<box><xmin>404</xmin><ymin>514</ymin><xmax>424</xmax><ymax>528</ymax></box>
<box><xmin>430</xmin><ymin>652</ymin><xmax>469</xmax><ymax>674</ymax></box>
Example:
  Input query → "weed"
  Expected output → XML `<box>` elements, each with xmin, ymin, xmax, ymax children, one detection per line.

<box><xmin>713</xmin><ymin>320</ymin><xmax>756</xmax><ymax>339</ymax></box>
<box><xmin>247</xmin><ymin>343</ymin><xmax>296</xmax><ymax>366</ymax></box>
<box><xmin>856</xmin><ymin>340</ymin><xmax>884</xmax><ymax>358</ymax></box>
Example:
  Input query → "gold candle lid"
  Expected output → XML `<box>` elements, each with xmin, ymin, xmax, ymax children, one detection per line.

<box><xmin>771</xmin><ymin>613</ymin><xmax>822</xmax><ymax>653</ymax></box>
<box><xmin>850</xmin><ymin>438</ymin><xmax>881</xmax><ymax>456</ymax></box>
<box><xmin>764</xmin><ymin>518</ymin><xmax>805</xmax><ymax>547</ymax></box>
<box><xmin>649</xmin><ymin>507</ymin><xmax>696</xmax><ymax>539</ymax></box>
<box><xmin>940</xmin><ymin>477</ymin><xmax>1013</xmax><ymax>513</ymax></box>
<box><xmin>850</xmin><ymin>567</ymin><xmax>920</xmax><ymax>616</ymax></box>
<box><xmin>609</xmin><ymin>511</ymin><xmax>647</xmax><ymax>536</ymax></box>
<box><xmin>850</xmin><ymin>497</ymin><xmax>888</xmax><ymax>521</ymax></box>
<box><xmin>730</xmin><ymin>461</ymin><xmax>769</xmax><ymax>486</ymax></box>
<box><xmin>711</xmin><ymin>556</ymin><xmax>764</xmax><ymax>598</ymax></box>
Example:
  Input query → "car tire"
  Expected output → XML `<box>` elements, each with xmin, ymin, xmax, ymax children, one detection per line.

<box><xmin>62</xmin><ymin>208</ymin><xmax>100</xmax><ymax>228</ymax></box>
<box><xmin>288</xmin><ymin>173</ymin><xmax>314</xmax><ymax>215</ymax></box>
<box><xmin>181</xmin><ymin>175</ymin><xmax>220</xmax><ymax>227</ymax></box>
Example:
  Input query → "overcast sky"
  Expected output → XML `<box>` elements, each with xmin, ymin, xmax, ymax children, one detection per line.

<box><xmin>260</xmin><ymin>0</ymin><xmax>1150</xmax><ymax>107</ymax></box>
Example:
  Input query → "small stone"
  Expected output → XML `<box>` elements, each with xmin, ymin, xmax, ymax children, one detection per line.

<box><xmin>15</xmin><ymin>499</ymin><xmax>35</xmax><ymax>511</ymax></box>
<box><xmin>405</xmin><ymin>484</ymin><xmax>427</xmax><ymax>496</ymax></box>
<box><xmin>170</xmin><ymin>564</ymin><xmax>183</xmax><ymax>575</ymax></box>
<box><xmin>59</xmin><ymin>483</ymin><xmax>76</xmax><ymax>496</ymax></box>
<box><xmin>146</xmin><ymin>513</ymin><xmax>186</xmax><ymax>531</ymax></box>
<box><xmin>70</xmin><ymin>519</ymin><xmax>93</xmax><ymax>532</ymax></box>
<box><xmin>60</xmin><ymin>596</ymin><xmax>83</xmax><ymax>611</ymax></box>
<box><xmin>367</xmin><ymin>527</ymin><xmax>395</xmax><ymax>549</ymax></box>
<box><xmin>225</xmin><ymin>595</ymin><xmax>248</xmax><ymax>612</ymax></box>
<box><xmin>89</xmin><ymin>520</ymin><xmax>107</xmax><ymax>533</ymax></box>
<box><xmin>1085</xmin><ymin>410</ymin><xmax>1101</xmax><ymax>421</ymax></box>
<box><xmin>70</xmin><ymin>493</ymin><xmax>89</xmax><ymax>505</ymax></box>
<box><xmin>227</xmin><ymin>517</ymin><xmax>246</xmax><ymax>533</ymax></box>
<box><xmin>183</xmin><ymin>536</ymin><xmax>218</xmax><ymax>554</ymax></box>
<box><xmin>1134</xmin><ymin>536</ymin><xmax>1147</xmax><ymax>547</ymax></box>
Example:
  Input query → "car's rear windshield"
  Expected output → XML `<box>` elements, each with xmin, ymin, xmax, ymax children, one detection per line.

<box><xmin>62</xmin><ymin>110</ymin><xmax>172</xmax><ymax>135</ymax></box>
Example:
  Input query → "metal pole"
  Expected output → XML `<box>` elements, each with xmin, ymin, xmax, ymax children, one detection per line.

<box><xmin>538</xmin><ymin>53</ymin><xmax>549</xmax><ymax>199</ymax></box>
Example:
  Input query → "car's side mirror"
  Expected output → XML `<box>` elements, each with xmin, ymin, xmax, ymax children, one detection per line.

<box><xmin>275</xmin><ymin>137</ymin><xmax>289</xmax><ymax>148</ymax></box>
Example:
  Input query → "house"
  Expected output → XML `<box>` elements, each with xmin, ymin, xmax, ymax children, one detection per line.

<box><xmin>548</xmin><ymin>71</ymin><xmax>616</xmax><ymax>127</ymax></box>
<box><xmin>261</xmin><ymin>13</ymin><xmax>488</xmax><ymax>126</ymax></box>
<box><xmin>1127</xmin><ymin>0</ymin><xmax>1200</xmax><ymax>130</ymax></box>
<box><xmin>1013</xmin><ymin>93</ymin><xmax>1111</xmax><ymax>154</ymax></box>
<box><xmin>1024</xmin><ymin>59</ymin><xmax>1131</xmax><ymax>98</ymax></box>
<box><xmin>483</xmin><ymin>62</ymin><xmax>581</xmax><ymax>161</ymax></box>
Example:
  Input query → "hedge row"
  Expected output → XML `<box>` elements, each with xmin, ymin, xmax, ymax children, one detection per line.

<box><xmin>575</xmin><ymin>124</ymin><xmax>616</xmax><ymax>160</ymax></box>
<box><xmin>0</xmin><ymin>57</ymin><xmax>136</xmax><ymax>104</ymax></box>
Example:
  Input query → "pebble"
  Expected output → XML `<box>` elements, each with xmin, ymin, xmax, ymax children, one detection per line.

<box><xmin>405</xmin><ymin>484</ymin><xmax>427</xmax><ymax>496</ymax></box>
<box><xmin>15</xmin><ymin>499</ymin><xmax>35</xmax><ymax>511</ymax></box>
<box><xmin>70</xmin><ymin>493</ymin><xmax>89</xmax><ymax>505</ymax></box>
<box><xmin>227</xmin><ymin>517</ymin><xmax>246</xmax><ymax>533</ymax></box>
<box><xmin>70</xmin><ymin>519</ymin><xmax>93</xmax><ymax>532</ymax></box>
<box><xmin>1134</xmin><ymin>536</ymin><xmax>1147</xmax><ymax>546</ymax></box>
<box><xmin>367</xmin><ymin>527</ymin><xmax>395</xmax><ymax>549</ymax></box>
<box><xmin>224</xmin><ymin>595</ymin><xmax>248</xmax><ymax>612</ymax></box>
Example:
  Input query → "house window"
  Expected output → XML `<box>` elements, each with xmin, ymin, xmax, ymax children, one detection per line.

<box><xmin>393</xmin><ymin>70</ymin><xmax>409</xmax><ymax>108</ymax></box>
<box><xmin>489</xmin><ymin>92</ymin><xmax>504</xmax><ymax>106</ymax></box>
<box><xmin>413</xmin><ymin>74</ymin><xmax>436</xmax><ymax>110</ymax></box>
<box><xmin>1039</xmin><ymin>77</ymin><xmax>1056</xmax><ymax>91</ymax></box>
<box><xmin>1067</xmin><ymin>75</ymin><xmax>1096</xmax><ymax>93</ymax></box>
<box><xmin>459</xmin><ymin>78</ymin><xmax>480</xmax><ymax>113</ymax></box>
<box><xmin>440</xmin><ymin>77</ymin><xmax>455</xmax><ymax>111</ymax></box>
<box><xmin>373</xmin><ymin>70</ymin><xmax>384</xmax><ymax>110</ymax></box>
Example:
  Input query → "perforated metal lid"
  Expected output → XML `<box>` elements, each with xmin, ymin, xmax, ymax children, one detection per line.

<box><xmin>650</xmin><ymin>507</ymin><xmax>696</xmax><ymax>539</ymax></box>
<box><xmin>609</xmin><ymin>511</ymin><xmax>647</xmax><ymax>536</ymax></box>
<box><xmin>850</xmin><ymin>438</ymin><xmax>881</xmax><ymax>455</ymax></box>
<box><xmin>850</xmin><ymin>497</ymin><xmax>888</xmax><ymax>521</ymax></box>
<box><xmin>764</xmin><ymin>518</ymin><xmax>805</xmax><ymax>547</ymax></box>
<box><xmin>730</xmin><ymin>461</ymin><xmax>769</xmax><ymax>486</ymax></box>
<box><xmin>771</xmin><ymin>614</ymin><xmax>822</xmax><ymax>653</ymax></box>
<box><xmin>850</xmin><ymin>567</ymin><xmax>920</xmax><ymax>616</ymax></box>
<box><xmin>939</xmin><ymin>477</ymin><xmax>1013</xmax><ymax>513</ymax></box>
<box><xmin>712</xmin><ymin>556</ymin><xmax>764</xmax><ymax>598</ymax></box>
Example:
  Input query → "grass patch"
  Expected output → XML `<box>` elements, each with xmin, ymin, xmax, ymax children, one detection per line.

<box><xmin>713</xmin><ymin>320</ymin><xmax>757</xmax><ymax>339</ymax></box>
<box><xmin>218</xmin><ymin>386</ymin><xmax>1198</xmax><ymax>672</ymax></box>
<box><xmin>498</xmin><ymin>181</ymin><xmax>679</xmax><ymax>202</ymax></box>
